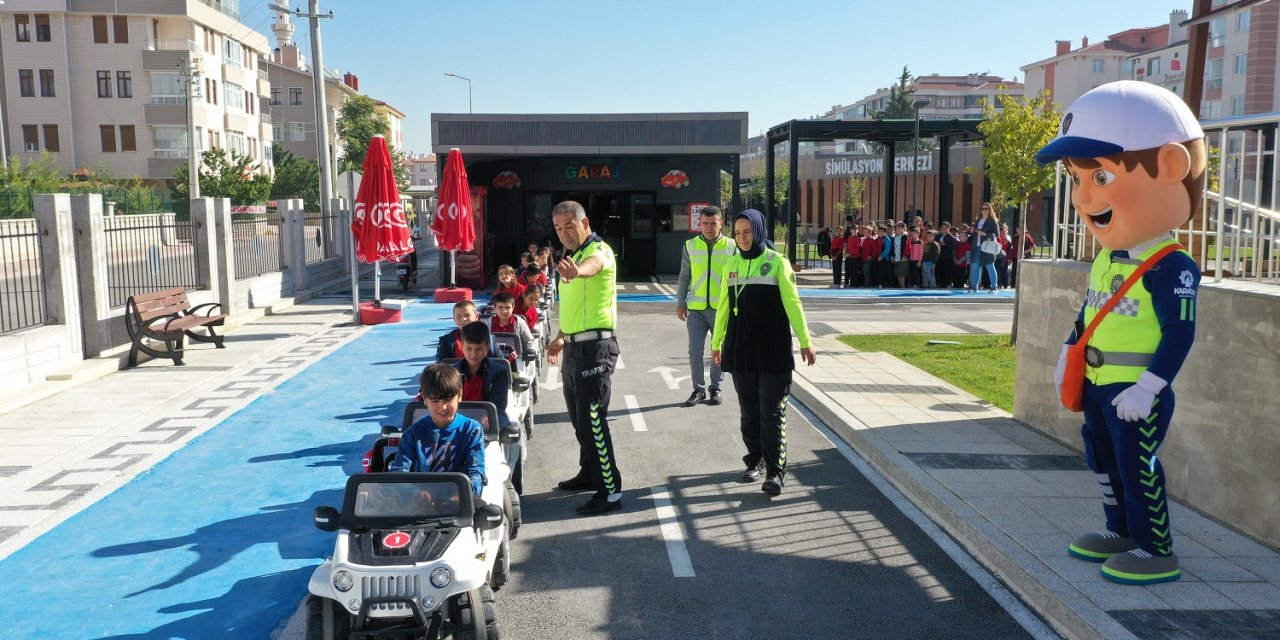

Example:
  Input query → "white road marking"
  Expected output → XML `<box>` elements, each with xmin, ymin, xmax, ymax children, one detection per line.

<box><xmin>543</xmin><ymin>365</ymin><xmax>562</xmax><ymax>391</ymax></box>
<box><xmin>614</xmin><ymin>284</ymin><xmax>624</xmax><ymax>290</ymax></box>
<box><xmin>790</xmin><ymin>401</ymin><xmax>1060</xmax><ymax>640</ymax></box>
<box><xmin>616</xmin><ymin>355</ymin><xmax>625</xmax><ymax>370</ymax></box>
<box><xmin>650</xmin><ymin>486</ymin><xmax>695</xmax><ymax>577</ymax></box>
<box><xmin>648</xmin><ymin>275</ymin><xmax>675</xmax><ymax>296</ymax></box>
<box><xmin>624</xmin><ymin>395</ymin><xmax>647</xmax><ymax>431</ymax></box>
<box><xmin>635</xmin><ymin>284</ymin><xmax>650</xmax><ymax>291</ymax></box>
<box><xmin>647</xmin><ymin>365</ymin><xmax>689</xmax><ymax>390</ymax></box>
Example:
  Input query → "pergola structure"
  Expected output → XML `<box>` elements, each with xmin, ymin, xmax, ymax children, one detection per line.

<box><xmin>764</xmin><ymin>118</ymin><xmax>985</xmax><ymax>263</ymax></box>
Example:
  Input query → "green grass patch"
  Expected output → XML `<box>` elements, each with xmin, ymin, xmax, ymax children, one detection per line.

<box><xmin>837</xmin><ymin>334</ymin><xmax>1016</xmax><ymax>412</ymax></box>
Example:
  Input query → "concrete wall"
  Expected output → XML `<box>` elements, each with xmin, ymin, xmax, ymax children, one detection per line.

<box><xmin>1015</xmin><ymin>259</ymin><xmax>1280</xmax><ymax>548</ymax></box>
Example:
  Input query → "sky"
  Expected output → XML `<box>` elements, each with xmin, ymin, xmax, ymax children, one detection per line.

<box><xmin>238</xmin><ymin>0</ymin><xmax>1191</xmax><ymax>154</ymax></box>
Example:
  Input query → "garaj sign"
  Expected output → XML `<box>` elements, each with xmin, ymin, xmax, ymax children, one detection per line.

<box><xmin>823</xmin><ymin>153</ymin><xmax>933</xmax><ymax>177</ymax></box>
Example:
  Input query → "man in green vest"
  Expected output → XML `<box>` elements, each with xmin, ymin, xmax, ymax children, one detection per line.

<box><xmin>676</xmin><ymin>205</ymin><xmax>735</xmax><ymax>406</ymax></box>
<box><xmin>546</xmin><ymin>200</ymin><xmax>623</xmax><ymax>516</ymax></box>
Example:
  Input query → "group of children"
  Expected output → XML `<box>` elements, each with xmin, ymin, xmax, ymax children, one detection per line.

<box><xmin>826</xmin><ymin>218</ymin><xmax>1034</xmax><ymax>290</ymax></box>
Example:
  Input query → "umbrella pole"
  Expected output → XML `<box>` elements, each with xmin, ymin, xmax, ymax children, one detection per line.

<box><xmin>347</xmin><ymin>178</ymin><xmax>360</xmax><ymax>325</ymax></box>
<box><xmin>450</xmin><ymin>249</ymin><xmax>457</xmax><ymax>288</ymax></box>
<box><xmin>374</xmin><ymin>259</ymin><xmax>382</xmax><ymax>301</ymax></box>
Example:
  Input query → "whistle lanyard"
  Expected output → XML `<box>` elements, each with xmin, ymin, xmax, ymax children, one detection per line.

<box><xmin>733</xmin><ymin>257</ymin><xmax>756</xmax><ymax>317</ymax></box>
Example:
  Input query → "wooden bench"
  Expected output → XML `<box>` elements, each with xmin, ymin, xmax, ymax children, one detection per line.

<box><xmin>124</xmin><ymin>287</ymin><xmax>227</xmax><ymax>367</ymax></box>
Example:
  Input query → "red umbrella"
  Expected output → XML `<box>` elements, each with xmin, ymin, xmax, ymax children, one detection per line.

<box><xmin>351</xmin><ymin>134</ymin><xmax>412</xmax><ymax>264</ymax></box>
<box><xmin>430</xmin><ymin>148</ymin><xmax>475</xmax><ymax>287</ymax></box>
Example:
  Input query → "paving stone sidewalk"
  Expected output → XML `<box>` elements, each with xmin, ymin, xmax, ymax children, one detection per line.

<box><xmin>791</xmin><ymin>335</ymin><xmax>1280</xmax><ymax>640</ymax></box>
<box><xmin>0</xmin><ymin>298</ymin><xmax>367</xmax><ymax>561</ymax></box>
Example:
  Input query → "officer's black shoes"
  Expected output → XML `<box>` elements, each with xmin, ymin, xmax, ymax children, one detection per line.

<box><xmin>762</xmin><ymin>472</ymin><xmax>786</xmax><ymax>496</ymax></box>
<box><xmin>742</xmin><ymin>459</ymin><xmax>767</xmax><ymax>482</ymax></box>
<box><xmin>684</xmin><ymin>389</ymin><xmax>706</xmax><ymax>407</ymax></box>
<box><xmin>556</xmin><ymin>475</ymin><xmax>592</xmax><ymax>491</ymax></box>
<box><xmin>707</xmin><ymin>389</ymin><xmax>723</xmax><ymax>406</ymax></box>
<box><xmin>576</xmin><ymin>493</ymin><xmax>622</xmax><ymax>516</ymax></box>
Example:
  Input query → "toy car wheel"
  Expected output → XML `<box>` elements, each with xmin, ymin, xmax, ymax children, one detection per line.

<box><xmin>450</xmin><ymin>585</ymin><xmax>501</xmax><ymax>640</ymax></box>
<box><xmin>523</xmin><ymin>409</ymin><xmax>534</xmax><ymax>442</ymax></box>
<box><xmin>504</xmin><ymin>481</ymin><xmax>522</xmax><ymax>539</ymax></box>
<box><xmin>491</xmin><ymin>535</ymin><xmax>511</xmax><ymax>590</ymax></box>
<box><xmin>305</xmin><ymin>595</ymin><xmax>353</xmax><ymax>640</ymax></box>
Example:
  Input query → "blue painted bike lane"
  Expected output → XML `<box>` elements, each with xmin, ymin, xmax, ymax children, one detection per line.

<box><xmin>0</xmin><ymin>299</ymin><xmax>460</xmax><ymax>639</ymax></box>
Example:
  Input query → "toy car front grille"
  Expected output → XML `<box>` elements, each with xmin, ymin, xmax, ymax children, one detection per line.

<box><xmin>362</xmin><ymin>574</ymin><xmax>422</xmax><ymax>612</ymax></box>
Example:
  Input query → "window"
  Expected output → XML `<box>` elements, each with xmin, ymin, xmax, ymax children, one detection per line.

<box><xmin>1237</xmin><ymin>9</ymin><xmax>1251</xmax><ymax>32</ymax></box>
<box><xmin>272</xmin><ymin>124</ymin><xmax>282</xmax><ymax>140</ymax></box>
<box><xmin>97</xmin><ymin>70</ymin><xmax>112</xmax><ymax>97</ymax></box>
<box><xmin>1207</xmin><ymin>58</ymin><xmax>1224</xmax><ymax>90</ymax></box>
<box><xmin>34</xmin><ymin>14</ymin><xmax>50</xmax><ymax>42</ymax></box>
<box><xmin>1203</xmin><ymin>100</ymin><xmax>1222</xmax><ymax>119</ymax></box>
<box><xmin>290</xmin><ymin>122</ymin><xmax>306</xmax><ymax>141</ymax></box>
<box><xmin>1092</xmin><ymin>59</ymin><xmax>1105</xmax><ymax>73</ymax></box>
<box><xmin>227</xmin><ymin>130</ymin><xmax>244</xmax><ymax>155</ymax></box>
<box><xmin>119</xmin><ymin>125</ymin><xmax>136</xmax><ymax>152</ymax></box>
<box><xmin>14</xmin><ymin>14</ymin><xmax>29</xmax><ymax>42</ymax></box>
<box><xmin>1147</xmin><ymin>57</ymin><xmax>1161</xmax><ymax>76</ymax></box>
<box><xmin>246</xmin><ymin>92</ymin><xmax>254</xmax><ymax>114</ymax></box>
<box><xmin>205</xmin><ymin>78</ymin><xmax>217</xmax><ymax>104</ymax></box>
<box><xmin>22</xmin><ymin>125</ymin><xmax>38</xmax><ymax>151</ymax></box>
<box><xmin>289</xmin><ymin>87</ymin><xmax>303</xmax><ymax>106</ymax></box>
<box><xmin>116</xmin><ymin>71</ymin><xmax>132</xmax><ymax>98</ymax></box>
<box><xmin>1231</xmin><ymin>96</ymin><xmax>1245</xmax><ymax>116</ymax></box>
<box><xmin>42</xmin><ymin>124</ymin><xmax>59</xmax><ymax>152</ymax></box>
<box><xmin>100</xmin><ymin>125</ymin><xmax>116</xmax><ymax>152</ymax></box>
<box><xmin>225</xmin><ymin>81</ymin><xmax>244</xmax><ymax>111</ymax></box>
<box><xmin>1234</xmin><ymin>53</ymin><xmax>1247</xmax><ymax>76</ymax></box>
<box><xmin>153</xmin><ymin>126</ymin><xmax>188</xmax><ymax>158</ymax></box>
<box><xmin>270</xmin><ymin>88</ymin><xmax>281</xmax><ymax>105</ymax></box>
<box><xmin>223</xmin><ymin>38</ymin><xmax>243</xmax><ymax>69</ymax></box>
<box><xmin>149</xmin><ymin>72</ymin><xmax>184</xmax><ymax>103</ymax></box>
<box><xmin>19</xmin><ymin>69</ymin><xmax>34</xmax><ymax>97</ymax></box>
<box><xmin>1209</xmin><ymin>17</ymin><xmax>1225</xmax><ymax>47</ymax></box>
<box><xmin>112</xmin><ymin>16</ymin><xmax>128</xmax><ymax>43</ymax></box>
<box><xmin>39</xmin><ymin>69</ymin><xmax>54</xmax><ymax>97</ymax></box>
<box><xmin>92</xmin><ymin>16</ymin><xmax>108</xmax><ymax>43</ymax></box>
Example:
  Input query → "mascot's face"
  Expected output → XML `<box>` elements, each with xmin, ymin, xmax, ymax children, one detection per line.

<box><xmin>1065</xmin><ymin>142</ymin><xmax>1197</xmax><ymax>250</ymax></box>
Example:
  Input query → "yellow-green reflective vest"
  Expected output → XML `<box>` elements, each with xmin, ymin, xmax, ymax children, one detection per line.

<box><xmin>685</xmin><ymin>234</ymin><xmax>735</xmax><ymax>311</ymax></box>
<box><xmin>1083</xmin><ymin>237</ymin><xmax>1185</xmax><ymax>385</ymax></box>
<box><xmin>559</xmin><ymin>238</ymin><xmax>617</xmax><ymax>335</ymax></box>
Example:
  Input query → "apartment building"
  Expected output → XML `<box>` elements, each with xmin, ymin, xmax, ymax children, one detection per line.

<box><xmin>373</xmin><ymin>100</ymin><xmax>405</xmax><ymax>150</ymax></box>
<box><xmin>1125</xmin><ymin>12</ymin><xmax>1190</xmax><ymax>99</ymax></box>
<box><xmin>1197</xmin><ymin>0</ymin><xmax>1277</xmax><ymax>118</ymax></box>
<box><xmin>0</xmin><ymin>0</ymin><xmax>273</xmax><ymax>183</ymax></box>
<box><xmin>827</xmin><ymin>73</ymin><xmax>1024</xmax><ymax>122</ymax></box>
<box><xmin>1022</xmin><ymin>19</ymin><xmax>1173</xmax><ymax>109</ymax></box>
<box><xmin>404</xmin><ymin>152</ymin><xmax>435</xmax><ymax>216</ymax></box>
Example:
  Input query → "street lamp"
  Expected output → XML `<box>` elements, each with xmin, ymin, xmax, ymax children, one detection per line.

<box><xmin>911</xmin><ymin>97</ymin><xmax>931</xmax><ymax>219</ymax></box>
<box><xmin>443</xmin><ymin>73</ymin><xmax>472</xmax><ymax>113</ymax></box>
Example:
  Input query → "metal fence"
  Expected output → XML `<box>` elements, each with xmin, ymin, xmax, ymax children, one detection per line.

<box><xmin>0</xmin><ymin>219</ymin><xmax>46</xmax><ymax>334</ymax></box>
<box><xmin>1044</xmin><ymin>112</ymin><xmax>1279</xmax><ymax>287</ymax></box>
<box><xmin>232</xmin><ymin>213</ymin><xmax>283</xmax><ymax>279</ymax></box>
<box><xmin>0</xmin><ymin>187</ymin><xmax>172</xmax><ymax>219</ymax></box>
<box><xmin>303</xmin><ymin>211</ymin><xmax>338</xmax><ymax>264</ymax></box>
<box><xmin>103</xmin><ymin>215</ymin><xmax>203</xmax><ymax>308</ymax></box>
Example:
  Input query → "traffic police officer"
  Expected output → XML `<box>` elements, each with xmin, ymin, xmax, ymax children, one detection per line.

<box><xmin>546</xmin><ymin>200</ymin><xmax>623</xmax><ymax>516</ymax></box>
<box><xmin>676</xmin><ymin>205</ymin><xmax>735</xmax><ymax>407</ymax></box>
<box><xmin>712</xmin><ymin>209</ymin><xmax>817</xmax><ymax>496</ymax></box>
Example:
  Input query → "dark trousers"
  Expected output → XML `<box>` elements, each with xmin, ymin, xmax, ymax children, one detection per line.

<box><xmin>561</xmin><ymin>337</ymin><xmax>622</xmax><ymax>497</ymax></box>
<box><xmin>843</xmin><ymin>256</ymin><xmax>860</xmax><ymax>287</ymax></box>
<box><xmin>937</xmin><ymin>256</ymin><xmax>953</xmax><ymax>288</ymax></box>
<box><xmin>861</xmin><ymin>259</ymin><xmax>874</xmax><ymax>287</ymax></box>
<box><xmin>996</xmin><ymin>255</ymin><xmax>1009</xmax><ymax>288</ymax></box>
<box><xmin>1081</xmin><ymin>381</ymin><xmax>1175</xmax><ymax>556</ymax></box>
<box><xmin>831</xmin><ymin>257</ymin><xmax>842</xmax><ymax>286</ymax></box>
<box><xmin>732</xmin><ymin>370</ymin><xmax>792</xmax><ymax>476</ymax></box>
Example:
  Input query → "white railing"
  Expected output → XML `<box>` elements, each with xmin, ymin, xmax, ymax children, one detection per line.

<box><xmin>144</xmin><ymin>39</ymin><xmax>198</xmax><ymax>52</ymax></box>
<box><xmin>1045</xmin><ymin>111</ymin><xmax>1280</xmax><ymax>286</ymax></box>
<box><xmin>153</xmin><ymin>149</ymin><xmax>188</xmax><ymax>159</ymax></box>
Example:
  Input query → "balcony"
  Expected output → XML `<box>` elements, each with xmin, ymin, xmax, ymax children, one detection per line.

<box><xmin>198</xmin><ymin>0</ymin><xmax>240</xmax><ymax>20</ymax></box>
<box><xmin>260</xmin><ymin>112</ymin><xmax>272</xmax><ymax>124</ymax></box>
<box><xmin>154</xmin><ymin>148</ymin><xmax>189</xmax><ymax>160</ymax></box>
<box><xmin>144</xmin><ymin>39</ymin><xmax>198</xmax><ymax>52</ymax></box>
<box><xmin>258</xmin><ymin>68</ymin><xmax>268</xmax><ymax>81</ymax></box>
<box><xmin>144</xmin><ymin>103</ymin><xmax>187</xmax><ymax>126</ymax></box>
<box><xmin>148</xmin><ymin>156</ymin><xmax>187</xmax><ymax>180</ymax></box>
<box><xmin>143</xmin><ymin>48</ymin><xmax>197</xmax><ymax>72</ymax></box>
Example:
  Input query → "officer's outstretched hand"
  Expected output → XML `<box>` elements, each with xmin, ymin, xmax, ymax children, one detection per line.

<box><xmin>711</xmin><ymin>350</ymin><xmax>721</xmax><ymax>366</ymax></box>
<box><xmin>547</xmin><ymin>337</ymin><xmax>565</xmax><ymax>365</ymax></box>
<box><xmin>676</xmin><ymin>306</ymin><xmax>688</xmax><ymax>321</ymax></box>
<box><xmin>557</xmin><ymin>258</ymin><xmax>578</xmax><ymax>283</ymax></box>
<box><xmin>1111</xmin><ymin>372</ymin><xmax>1167</xmax><ymax>422</ymax></box>
<box><xmin>800</xmin><ymin>347</ymin><xmax>817</xmax><ymax>366</ymax></box>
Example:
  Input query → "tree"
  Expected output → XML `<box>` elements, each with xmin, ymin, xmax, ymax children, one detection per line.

<box><xmin>978</xmin><ymin>87</ymin><xmax>1060</xmax><ymax>343</ymax></box>
<box><xmin>173</xmin><ymin>148</ymin><xmax>272</xmax><ymax>205</ymax></box>
<box><xmin>0</xmin><ymin>152</ymin><xmax>64</xmax><ymax>217</ymax></box>
<box><xmin>336</xmin><ymin>94</ymin><xmax>411</xmax><ymax>192</ymax></box>
<box><xmin>868</xmin><ymin>66</ymin><xmax>935</xmax><ymax>153</ymax></box>
<box><xmin>833</xmin><ymin>175</ymin><xmax>866</xmax><ymax>219</ymax></box>
<box><xmin>743</xmin><ymin>161</ymin><xmax>789</xmax><ymax>212</ymax></box>
<box><xmin>271</xmin><ymin>145</ymin><xmax>320</xmax><ymax>211</ymax></box>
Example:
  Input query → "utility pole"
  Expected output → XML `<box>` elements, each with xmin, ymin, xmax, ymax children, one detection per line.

<box><xmin>179</xmin><ymin>57</ymin><xmax>202</xmax><ymax>198</ymax></box>
<box><xmin>270</xmin><ymin>1</ymin><xmax>334</xmax><ymax>212</ymax></box>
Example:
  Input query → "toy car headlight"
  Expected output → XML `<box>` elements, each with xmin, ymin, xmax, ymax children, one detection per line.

<box><xmin>430</xmin><ymin>567</ymin><xmax>452</xmax><ymax>588</ymax></box>
<box><xmin>347</xmin><ymin>598</ymin><xmax>360</xmax><ymax>612</ymax></box>
<box><xmin>333</xmin><ymin>570</ymin><xmax>354</xmax><ymax>592</ymax></box>
<box><xmin>421</xmin><ymin>595</ymin><xmax>437</xmax><ymax>610</ymax></box>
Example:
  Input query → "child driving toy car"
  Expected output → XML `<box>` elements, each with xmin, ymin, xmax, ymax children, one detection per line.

<box><xmin>435</xmin><ymin>300</ymin><xmax>480</xmax><ymax>362</ymax></box>
<box><xmin>392</xmin><ymin>363</ymin><xmax>486</xmax><ymax>497</ymax></box>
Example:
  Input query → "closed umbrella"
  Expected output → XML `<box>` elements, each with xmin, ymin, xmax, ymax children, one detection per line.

<box><xmin>351</xmin><ymin>134</ymin><xmax>412</xmax><ymax>302</ymax></box>
<box><xmin>430</xmin><ymin>148</ymin><xmax>475</xmax><ymax>288</ymax></box>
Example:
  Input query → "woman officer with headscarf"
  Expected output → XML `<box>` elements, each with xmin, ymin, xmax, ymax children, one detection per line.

<box><xmin>711</xmin><ymin>209</ymin><xmax>817</xmax><ymax>496</ymax></box>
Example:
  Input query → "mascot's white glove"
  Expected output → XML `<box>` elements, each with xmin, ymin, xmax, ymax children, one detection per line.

<box><xmin>1054</xmin><ymin>345</ymin><xmax>1068</xmax><ymax>398</ymax></box>
<box><xmin>1111</xmin><ymin>372</ymin><xmax>1167</xmax><ymax>422</ymax></box>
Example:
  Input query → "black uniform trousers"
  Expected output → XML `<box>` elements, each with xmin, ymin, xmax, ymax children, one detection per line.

<box><xmin>732</xmin><ymin>370</ymin><xmax>792</xmax><ymax>476</ymax></box>
<box><xmin>560</xmin><ymin>337</ymin><xmax>622</xmax><ymax>497</ymax></box>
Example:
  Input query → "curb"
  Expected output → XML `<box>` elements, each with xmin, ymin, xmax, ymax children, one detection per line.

<box><xmin>788</xmin><ymin>346</ymin><xmax>1136</xmax><ymax>640</ymax></box>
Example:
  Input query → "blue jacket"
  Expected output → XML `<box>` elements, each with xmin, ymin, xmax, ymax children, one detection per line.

<box><xmin>453</xmin><ymin>358</ymin><xmax>512</xmax><ymax>429</ymax></box>
<box><xmin>435</xmin><ymin>328</ymin><xmax>462</xmax><ymax>362</ymax></box>
<box><xmin>392</xmin><ymin>413</ymin><xmax>486</xmax><ymax>496</ymax></box>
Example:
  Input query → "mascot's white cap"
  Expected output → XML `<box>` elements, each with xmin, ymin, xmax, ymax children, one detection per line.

<box><xmin>1036</xmin><ymin>80</ymin><xmax>1203</xmax><ymax>164</ymax></box>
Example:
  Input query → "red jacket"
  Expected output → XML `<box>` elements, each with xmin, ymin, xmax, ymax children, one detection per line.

<box><xmin>860</xmin><ymin>235</ymin><xmax>877</xmax><ymax>259</ymax></box>
<box><xmin>845</xmin><ymin>235</ymin><xmax>862</xmax><ymax>259</ymax></box>
<box><xmin>830</xmin><ymin>236</ymin><xmax>846</xmax><ymax>258</ymax></box>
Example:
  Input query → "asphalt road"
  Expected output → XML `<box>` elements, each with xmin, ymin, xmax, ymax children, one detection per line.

<box><xmin>496</xmin><ymin>300</ymin><xmax>1040</xmax><ymax>640</ymax></box>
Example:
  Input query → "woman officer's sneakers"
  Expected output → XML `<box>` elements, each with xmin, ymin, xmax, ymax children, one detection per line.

<box><xmin>556</xmin><ymin>474</ymin><xmax>592</xmax><ymax>491</ymax></box>
<box><xmin>742</xmin><ymin>459</ymin><xmax>767</xmax><ymax>482</ymax></box>
<box><xmin>762</xmin><ymin>473</ymin><xmax>785</xmax><ymax>496</ymax></box>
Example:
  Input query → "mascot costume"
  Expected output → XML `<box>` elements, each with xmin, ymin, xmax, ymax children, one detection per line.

<box><xmin>1037</xmin><ymin>81</ymin><xmax>1204</xmax><ymax>585</ymax></box>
